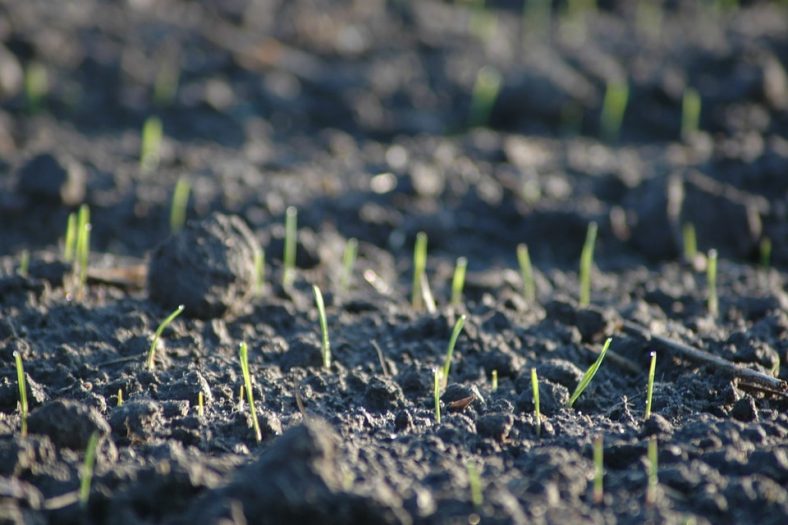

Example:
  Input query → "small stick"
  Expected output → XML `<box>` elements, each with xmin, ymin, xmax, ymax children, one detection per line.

<box><xmin>371</xmin><ymin>341</ymin><xmax>390</xmax><ymax>377</ymax></box>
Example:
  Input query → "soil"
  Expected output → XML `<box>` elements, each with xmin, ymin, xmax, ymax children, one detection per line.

<box><xmin>1</xmin><ymin>1</ymin><xmax>787</xmax><ymax>524</ymax></box>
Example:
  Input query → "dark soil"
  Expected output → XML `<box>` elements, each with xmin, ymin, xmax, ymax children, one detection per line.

<box><xmin>1</xmin><ymin>1</ymin><xmax>787</xmax><ymax>524</ymax></box>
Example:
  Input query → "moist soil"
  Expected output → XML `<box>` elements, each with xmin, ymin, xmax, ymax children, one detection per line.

<box><xmin>1</xmin><ymin>1</ymin><xmax>787</xmax><ymax>524</ymax></box>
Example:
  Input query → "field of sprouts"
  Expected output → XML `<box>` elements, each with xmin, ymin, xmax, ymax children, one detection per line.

<box><xmin>1</xmin><ymin>1</ymin><xmax>787</xmax><ymax>524</ymax></box>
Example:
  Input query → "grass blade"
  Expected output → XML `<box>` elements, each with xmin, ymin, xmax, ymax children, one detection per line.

<box><xmin>79</xmin><ymin>432</ymin><xmax>100</xmax><ymax>508</ymax></box>
<box><xmin>441</xmin><ymin>315</ymin><xmax>467</xmax><ymax>382</ymax></box>
<box><xmin>239</xmin><ymin>342</ymin><xmax>262</xmax><ymax>442</ymax></box>
<box><xmin>145</xmin><ymin>304</ymin><xmax>184</xmax><ymax>371</ymax></box>
<box><xmin>567</xmin><ymin>337</ymin><xmax>612</xmax><ymax>408</ymax></box>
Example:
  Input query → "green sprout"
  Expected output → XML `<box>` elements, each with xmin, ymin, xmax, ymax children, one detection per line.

<box><xmin>469</xmin><ymin>66</ymin><xmax>502</xmax><ymax>128</ymax></box>
<box><xmin>531</xmin><ymin>367</ymin><xmax>541</xmax><ymax>436</ymax></box>
<box><xmin>145</xmin><ymin>304</ymin><xmax>185</xmax><ymax>371</ymax></box>
<box><xmin>14</xmin><ymin>351</ymin><xmax>27</xmax><ymax>437</ymax></box>
<box><xmin>451</xmin><ymin>256</ymin><xmax>468</xmax><ymax>307</ymax></box>
<box><xmin>140</xmin><ymin>116</ymin><xmax>163</xmax><ymax>173</ymax></box>
<box><xmin>24</xmin><ymin>62</ymin><xmax>48</xmax><ymax>114</ymax></box>
<box><xmin>579</xmin><ymin>222</ymin><xmax>598</xmax><ymax>307</ymax></box>
<box><xmin>254</xmin><ymin>246</ymin><xmax>265</xmax><ymax>296</ymax></box>
<box><xmin>593</xmin><ymin>434</ymin><xmax>604</xmax><ymax>504</ymax></box>
<box><xmin>64</xmin><ymin>212</ymin><xmax>77</xmax><ymax>262</ymax></box>
<box><xmin>411</xmin><ymin>232</ymin><xmax>428</xmax><ymax>310</ymax></box>
<box><xmin>73</xmin><ymin>204</ymin><xmax>91</xmax><ymax>294</ymax></box>
<box><xmin>760</xmin><ymin>238</ymin><xmax>771</xmax><ymax>270</ymax></box>
<box><xmin>644</xmin><ymin>351</ymin><xmax>657</xmax><ymax>420</ymax></box>
<box><xmin>282</xmin><ymin>206</ymin><xmax>298</xmax><ymax>287</ymax></box>
<box><xmin>646</xmin><ymin>437</ymin><xmax>659</xmax><ymax>505</ymax></box>
<box><xmin>239</xmin><ymin>342</ymin><xmax>262</xmax><ymax>443</ymax></box>
<box><xmin>466</xmin><ymin>462</ymin><xmax>483</xmax><ymax>508</ymax></box>
<box><xmin>197</xmin><ymin>391</ymin><xmax>204</xmax><ymax>418</ymax></box>
<box><xmin>600</xmin><ymin>81</ymin><xmax>629</xmax><ymax>142</ymax></box>
<box><xmin>441</xmin><ymin>315</ymin><xmax>467</xmax><ymax>382</ymax></box>
<box><xmin>17</xmin><ymin>250</ymin><xmax>29</xmax><ymax>277</ymax></box>
<box><xmin>567</xmin><ymin>337</ymin><xmax>612</xmax><ymax>408</ymax></box>
<box><xmin>117</xmin><ymin>389</ymin><xmax>123</xmax><ymax>407</ymax></box>
<box><xmin>707</xmin><ymin>249</ymin><xmax>718</xmax><ymax>317</ymax></box>
<box><xmin>312</xmin><ymin>285</ymin><xmax>331</xmax><ymax>369</ymax></box>
<box><xmin>517</xmin><ymin>243</ymin><xmax>536</xmax><ymax>303</ymax></box>
<box><xmin>434</xmin><ymin>368</ymin><xmax>442</xmax><ymax>424</ymax></box>
<box><xmin>340</xmin><ymin>238</ymin><xmax>358</xmax><ymax>292</ymax></box>
<box><xmin>681</xmin><ymin>87</ymin><xmax>701</xmax><ymax>140</ymax></box>
<box><xmin>153</xmin><ymin>49</ymin><xmax>180</xmax><ymax>108</ymax></box>
<box><xmin>682</xmin><ymin>223</ymin><xmax>697</xmax><ymax>264</ymax></box>
<box><xmin>169</xmin><ymin>177</ymin><xmax>191</xmax><ymax>233</ymax></box>
<box><xmin>491</xmin><ymin>369</ymin><xmax>498</xmax><ymax>392</ymax></box>
<box><xmin>79</xmin><ymin>432</ymin><xmax>100</xmax><ymax>509</ymax></box>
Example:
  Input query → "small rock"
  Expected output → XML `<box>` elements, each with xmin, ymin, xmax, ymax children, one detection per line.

<box><xmin>640</xmin><ymin>414</ymin><xmax>673</xmax><ymax>437</ymax></box>
<box><xmin>544</xmin><ymin>299</ymin><xmax>616</xmax><ymax>342</ymax></box>
<box><xmin>27</xmin><ymin>400</ymin><xmax>109</xmax><ymax>450</ymax></box>
<box><xmin>731</xmin><ymin>396</ymin><xmax>758</xmax><ymax>422</ymax></box>
<box><xmin>476</xmin><ymin>413</ymin><xmax>514</xmax><ymax>442</ymax></box>
<box><xmin>441</xmin><ymin>383</ymin><xmax>478</xmax><ymax>411</ymax></box>
<box><xmin>364</xmin><ymin>377</ymin><xmax>404</xmax><ymax>411</ymax></box>
<box><xmin>394</xmin><ymin>410</ymin><xmax>413</xmax><ymax>432</ymax></box>
<box><xmin>110</xmin><ymin>399</ymin><xmax>163</xmax><ymax>443</ymax></box>
<box><xmin>516</xmin><ymin>379</ymin><xmax>569</xmax><ymax>416</ymax></box>
<box><xmin>15</xmin><ymin>153</ymin><xmax>86</xmax><ymax>206</ymax></box>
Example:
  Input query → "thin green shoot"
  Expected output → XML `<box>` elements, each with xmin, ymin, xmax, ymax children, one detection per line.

<box><xmin>451</xmin><ymin>256</ymin><xmax>468</xmax><ymax>307</ymax></box>
<box><xmin>531</xmin><ymin>367</ymin><xmax>541</xmax><ymax>436</ymax></box>
<box><xmin>153</xmin><ymin>48</ymin><xmax>180</xmax><ymax>107</ymax></box>
<box><xmin>411</xmin><ymin>232</ymin><xmax>428</xmax><ymax>310</ymax></box>
<box><xmin>593</xmin><ymin>434</ymin><xmax>604</xmax><ymax>504</ymax></box>
<box><xmin>17</xmin><ymin>250</ymin><xmax>29</xmax><ymax>277</ymax></box>
<box><xmin>239</xmin><ymin>342</ymin><xmax>261</xmax><ymax>443</ymax></box>
<box><xmin>681</xmin><ymin>87</ymin><xmax>701</xmax><ymax>140</ymax></box>
<box><xmin>707</xmin><ymin>249</ymin><xmax>718</xmax><ymax>317</ymax></box>
<box><xmin>64</xmin><ymin>212</ymin><xmax>77</xmax><ymax>262</ymax></box>
<box><xmin>79</xmin><ymin>431</ymin><xmax>100</xmax><ymax>508</ymax></box>
<box><xmin>759</xmin><ymin>238</ymin><xmax>771</xmax><ymax>270</ymax></box>
<box><xmin>646</xmin><ymin>437</ymin><xmax>658</xmax><ymax>505</ymax></box>
<box><xmin>13</xmin><ymin>351</ymin><xmax>27</xmax><ymax>437</ymax></box>
<box><xmin>197</xmin><ymin>391</ymin><xmax>204</xmax><ymax>418</ymax></box>
<box><xmin>140</xmin><ymin>116</ymin><xmax>163</xmax><ymax>173</ymax></box>
<box><xmin>466</xmin><ymin>462</ymin><xmax>483</xmax><ymax>508</ymax></box>
<box><xmin>254</xmin><ymin>247</ymin><xmax>265</xmax><ymax>296</ymax></box>
<box><xmin>420</xmin><ymin>272</ymin><xmax>437</xmax><ymax>314</ymax></box>
<box><xmin>24</xmin><ymin>62</ymin><xmax>48</xmax><ymax>113</ymax></box>
<box><xmin>644</xmin><ymin>351</ymin><xmax>657</xmax><ymax>420</ymax></box>
<box><xmin>239</xmin><ymin>385</ymin><xmax>245</xmax><ymax>404</ymax></box>
<box><xmin>117</xmin><ymin>389</ymin><xmax>123</xmax><ymax>407</ymax></box>
<box><xmin>441</xmin><ymin>315</ymin><xmax>467</xmax><ymax>383</ymax></box>
<box><xmin>517</xmin><ymin>243</ymin><xmax>536</xmax><ymax>303</ymax></box>
<box><xmin>469</xmin><ymin>66</ymin><xmax>502</xmax><ymax>128</ymax></box>
<box><xmin>145</xmin><ymin>304</ymin><xmax>185</xmax><ymax>371</ymax></box>
<box><xmin>74</xmin><ymin>204</ymin><xmax>91</xmax><ymax>293</ymax></box>
<box><xmin>282</xmin><ymin>206</ymin><xmax>297</xmax><ymax>287</ymax></box>
<box><xmin>579</xmin><ymin>222</ymin><xmax>598</xmax><ymax>307</ymax></box>
<box><xmin>434</xmin><ymin>368</ymin><xmax>442</xmax><ymax>424</ymax></box>
<box><xmin>600</xmin><ymin>81</ymin><xmax>629</xmax><ymax>142</ymax></box>
<box><xmin>567</xmin><ymin>337</ymin><xmax>612</xmax><ymax>408</ymax></box>
<box><xmin>169</xmin><ymin>177</ymin><xmax>191</xmax><ymax>233</ymax></box>
<box><xmin>682</xmin><ymin>223</ymin><xmax>697</xmax><ymax>264</ymax></box>
<box><xmin>340</xmin><ymin>238</ymin><xmax>358</xmax><ymax>292</ymax></box>
<box><xmin>491</xmin><ymin>369</ymin><xmax>498</xmax><ymax>392</ymax></box>
<box><xmin>312</xmin><ymin>285</ymin><xmax>331</xmax><ymax>369</ymax></box>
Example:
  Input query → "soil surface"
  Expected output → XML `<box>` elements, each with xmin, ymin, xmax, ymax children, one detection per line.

<box><xmin>1</xmin><ymin>1</ymin><xmax>787</xmax><ymax>524</ymax></box>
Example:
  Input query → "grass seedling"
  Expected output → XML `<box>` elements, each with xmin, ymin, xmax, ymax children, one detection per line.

<box><xmin>282</xmin><ymin>206</ymin><xmax>297</xmax><ymax>287</ymax></box>
<box><xmin>491</xmin><ymin>369</ymin><xmax>498</xmax><ymax>392</ymax></box>
<box><xmin>468</xmin><ymin>66</ymin><xmax>502</xmax><ymax>128</ymax></box>
<box><xmin>340</xmin><ymin>238</ymin><xmax>358</xmax><ymax>292</ymax></box>
<box><xmin>411</xmin><ymin>232</ymin><xmax>428</xmax><ymax>310</ymax></box>
<box><xmin>644</xmin><ymin>351</ymin><xmax>657</xmax><ymax>420</ymax></box>
<box><xmin>145</xmin><ymin>304</ymin><xmax>184</xmax><ymax>371</ymax></box>
<box><xmin>682</xmin><ymin>223</ymin><xmax>697</xmax><ymax>264</ymax></box>
<box><xmin>579</xmin><ymin>222</ymin><xmax>598</xmax><ymax>307</ymax></box>
<box><xmin>169</xmin><ymin>177</ymin><xmax>191</xmax><ymax>233</ymax></box>
<box><xmin>759</xmin><ymin>238</ymin><xmax>771</xmax><ymax>270</ymax></box>
<box><xmin>312</xmin><ymin>285</ymin><xmax>331</xmax><ymax>369</ymax></box>
<box><xmin>79</xmin><ymin>432</ymin><xmax>100</xmax><ymax>509</ymax></box>
<box><xmin>466</xmin><ymin>462</ymin><xmax>483</xmax><ymax>508</ymax></box>
<box><xmin>646</xmin><ymin>437</ymin><xmax>658</xmax><ymax>505</ymax></box>
<box><xmin>434</xmin><ymin>368</ymin><xmax>442</xmax><ymax>424</ymax></box>
<box><xmin>567</xmin><ymin>337</ymin><xmax>612</xmax><ymax>408</ymax></box>
<box><xmin>441</xmin><ymin>315</ymin><xmax>467</xmax><ymax>383</ymax></box>
<box><xmin>681</xmin><ymin>87</ymin><xmax>701</xmax><ymax>140</ymax></box>
<box><xmin>197</xmin><ymin>391</ymin><xmax>204</xmax><ymax>418</ymax></box>
<box><xmin>140</xmin><ymin>116</ymin><xmax>163</xmax><ymax>173</ymax></box>
<box><xmin>239</xmin><ymin>342</ymin><xmax>261</xmax><ymax>443</ymax></box>
<box><xmin>64</xmin><ymin>212</ymin><xmax>77</xmax><ymax>262</ymax></box>
<box><xmin>451</xmin><ymin>256</ymin><xmax>468</xmax><ymax>307</ymax></box>
<box><xmin>593</xmin><ymin>435</ymin><xmax>604</xmax><ymax>504</ymax></box>
<box><xmin>707</xmin><ymin>249</ymin><xmax>718</xmax><ymax>317</ymax></box>
<box><xmin>117</xmin><ymin>389</ymin><xmax>123</xmax><ymax>407</ymax></box>
<box><xmin>13</xmin><ymin>351</ymin><xmax>27</xmax><ymax>437</ymax></box>
<box><xmin>600</xmin><ymin>81</ymin><xmax>629</xmax><ymax>142</ymax></box>
<box><xmin>531</xmin><ymin>367</ymin><xmax>541</xmax><ymax>436</ymax></box>
<box><xmin>517</xmin><ymin>243</ymin><xmax>536</xmax><ymax>303</ymax></box>
<box><xmin>73</xmin><ymin>204</ymin><xmax>91</xmax><ymax>294</ymax></box>
<box><xmin>24</xmin><ymin>62</ymin><xmax>48</xmax><ymax>114</ymax></box>
<box><xmin>153</xmin><ymin>47</ymin><xmax>180</xmax><ymax>107</ymax></box>
<box><xmin>17</xmin><ymin>250</ymin><xmax>29</xmax><ymax>277</ymax></box>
